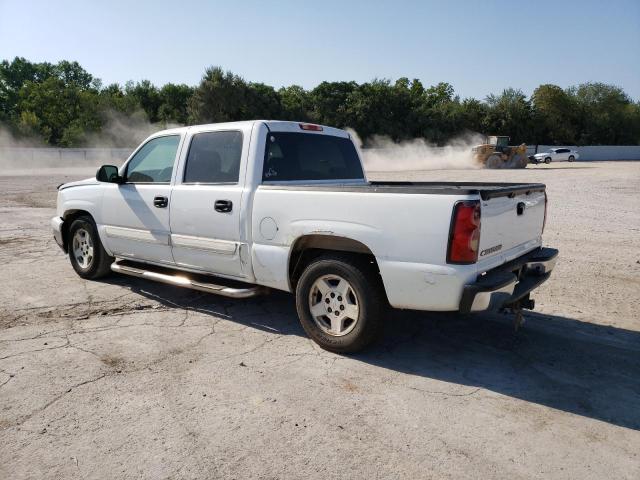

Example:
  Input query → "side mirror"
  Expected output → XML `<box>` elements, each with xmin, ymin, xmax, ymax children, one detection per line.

<box><xmin>96</xmin><ymin>165</ymin><xmax>123</xmax><ymax>183</ymax></box>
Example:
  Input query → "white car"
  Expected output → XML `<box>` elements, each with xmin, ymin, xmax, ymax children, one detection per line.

<box><xmin>530</xmin><ymin>148</ymin><xmax>579</xmax><ymax>164</ymax></box>
<box><xmin>52</xmin><ymin>120</ymin><xmax>557</xmax><ymax>352</ymax></box>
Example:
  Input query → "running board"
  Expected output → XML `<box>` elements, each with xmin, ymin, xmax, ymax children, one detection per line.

<box><xmin>111</xmin><ymin>261</ymin><xmax>267</xmax><ymax>299</ymax></box>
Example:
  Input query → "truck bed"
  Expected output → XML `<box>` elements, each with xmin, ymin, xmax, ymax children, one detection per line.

<box><xmin>261</xmin><ymin>181</ymin><xmax>546</xmax><ymax>200</ymax></box>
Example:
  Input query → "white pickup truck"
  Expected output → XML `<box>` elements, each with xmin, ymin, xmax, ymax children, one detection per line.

<box><xmin>52</xmin><ymin>120</ymin><xmax>558</xmax><ymax>352</ymax></box>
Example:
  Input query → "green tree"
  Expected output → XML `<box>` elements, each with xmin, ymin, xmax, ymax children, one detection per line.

<box><xmin>411</xmin><ymin>82</ymin><xmax>466</xmax><ymax>144</ymax></box>
<box><xmin>570</xmin><ymin>82</ymin><xmax>638</xmax><ymax>144</ymax></box>
<box><xmin>54</xmin><ymin>60</ymin><xmax>95</xmax><ymax>89</ymax></box>
<box><xmin>484</xmin><ymin>88</ymin><xmax>533</xmax><ymax>144</ymax></box>
<box><xmin>0</xmin><ymin>57</ymin><xmax>55</xmax><ymax>121</ymax></box>
<box><xmin>279</xmin><ymin>85</ymin><xmax>311</xmax><ymax>121</ymax></box>
<box><xmin>458</xmin><ymin>98</ymin><xmax>488</xmax><ymax>134</ymax></box>
<box><xmin>345</xmin><ymin>79</ymin><xmax>416</xmax><ymax>141</ymax></box>
<box><xmin>531</xmin><ymin>84</ymin><xmax>577</xmax><ymax>144</ymax></box>
<box><xmin>158</xmin><ymin>83</ymin><xmax>194</xmax><ymax>124</ymax></box>
<box><xmin>187</xmin><ymin>67</ymin><xmax>248</xmax><ymax>124</ymax></box>
<box><xmin>17</xmin><ymin>110</ymin><xmax>45</xmax><ymax>139</ymax></box>
<box><xmin>125</xmin><ymin>80</ymin><xmax>162</xmax><ymax>122</ymax></box>
<box><xmin>99</xmin><ymin>83</ymin><xmax>140</xmax><ymax>116</ymax></box>
<box><xmin>17</xmin><ymin>76</ymin><xmax>101</xmax><ymax>145</ymax></box>
<box><xmin>424</xmin><ymin>82</ymin><xmax>455</xmax><ymax>107</ymax></box>
<box><xmin>245</xmin><ymin>82</ymin><xmax>282</xmax><ymax>119</ymax></box>
<box><xmin>3</xmin><ymin>57</ymin><xmax>640</xmax><ymax>147</ymax></box>
<box><xmin>308</xmin><ymin>81</ymin><xmax>358</xmax><ymax>126</ymax></box>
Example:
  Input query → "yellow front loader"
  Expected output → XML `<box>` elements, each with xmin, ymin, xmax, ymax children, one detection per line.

<box><xmin>472</xmin><ymin>136</ymin><xmax>528</xmax><ymax>169</ymax></box>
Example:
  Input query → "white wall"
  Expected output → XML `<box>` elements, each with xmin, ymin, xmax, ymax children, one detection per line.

<box><xmin>525</xmin><ymin>145</ymin><xmax>640</xmax><ymax>161</ymax></box>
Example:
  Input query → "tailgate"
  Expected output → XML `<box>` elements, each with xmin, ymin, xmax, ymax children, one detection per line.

<box><xmin>478</xmin><ymin>189</ymin><xmax>546</xmax><ymax>263</ymax></box>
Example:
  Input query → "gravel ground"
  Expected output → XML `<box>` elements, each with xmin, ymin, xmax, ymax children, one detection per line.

<box><xmin>0</xmin><ymin>161</ymin><xmax>638</xmax><ymax>479</ymax></box>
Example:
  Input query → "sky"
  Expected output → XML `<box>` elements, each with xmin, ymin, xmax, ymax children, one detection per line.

<box><xmin>1</xmin><ymin>0</ymin><xmax>639</xmax><ymax>100</ymax></box>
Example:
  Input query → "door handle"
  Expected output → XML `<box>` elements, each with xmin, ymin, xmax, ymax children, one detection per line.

<box><xmin>154</xmin><ymin>196</ymin><xmax>168</xmax><ymax>208</ymax></box>
<box><xmin>214</xmin><ymin>199</ymin><xmax>233</xmax><ymax>213</ymax></box>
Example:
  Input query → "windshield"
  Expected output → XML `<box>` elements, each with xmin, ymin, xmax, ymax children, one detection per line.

<box><xmin>263</xmin><ymin>132</ymin><xmax>364</xmax><ymax>182</ymax></box>
<box><xmin>495</xmin><ymin>137</ymin><xmax>509</xmax><ymax>147</ymax></box>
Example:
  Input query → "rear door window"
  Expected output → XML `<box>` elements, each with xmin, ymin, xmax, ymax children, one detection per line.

<box><xmin>184</xmin><ymin>131</ymin><xmax>243</xmax><ymax>183</ymax></box>
<box><xmin>263</xmin><ymin>132</ymin><xmax>364</xmax><ymax>182</ymax></box>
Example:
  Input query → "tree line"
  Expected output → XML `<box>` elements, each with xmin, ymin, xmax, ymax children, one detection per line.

<box><xmin>1</xmin><ymin>57</ymin><xmax>639</xmax><ymax>147</ymax></box>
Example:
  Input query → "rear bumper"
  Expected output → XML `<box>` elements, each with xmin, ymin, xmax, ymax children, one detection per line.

<box><xmin>51</xmin><ymin>216</ymin><xmax>65</xmax><ymax>251</ymax></box>
<box><xmin>459</xmin><ymin>247</ymin><xmax>558</xmax><ymax>313</ymax></box>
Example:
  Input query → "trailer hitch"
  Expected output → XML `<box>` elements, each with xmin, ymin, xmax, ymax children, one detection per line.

<box><xmin>504</xmin><ymin>294</ymin><xmax>535</xmax><ymax>331</ymax></box>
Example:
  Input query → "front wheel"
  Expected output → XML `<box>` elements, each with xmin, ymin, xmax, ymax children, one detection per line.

<box><xmin>295</xmin><ymin>255</ymin><xmax>385</xmax><ymax>353</ymax></box>
<box><xmin>485</xmin><ymin>154</ymin><xmax>503</xmax><ymax>169</ymax></box>
<box><xmin>544</xmin><ymin>157</ymin><xmax>552</xmax><ymax>164</ymax></box>
<box><xmin>68</xmin><ymin>216</ymin><xmax>114</xmax><ymax>279</ymax></box>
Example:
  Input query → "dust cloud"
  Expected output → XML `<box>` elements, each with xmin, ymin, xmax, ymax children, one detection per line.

<box><xmin>0</xmin><ymin>111</ymin><xmax>181</xmax><ymax>173</ymax></box>
<box><xmin>0</xmin><ymin>109</ymin><xmax>177</xmax><ymax>149</ymax></box>
<box><xmin>348</xmin><ymin>128</ymin><xmax>484</xmax><ymax>171</ymax></box>
<box><xmin>0</xmin><ymin>125</ymin><xmax>44</xmax><ymax>148</ymax></box>
<box><xmin>2</xmin><ymin>118</ymin><xmax>484</xmax><ymax>174</ymax></box>
<box><xmin>83</xmin><ymin>110</ymin><xmax>181</xmax><ymax>148</ymax></box>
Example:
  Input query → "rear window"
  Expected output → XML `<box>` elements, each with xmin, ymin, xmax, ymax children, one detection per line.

<box><xmin>263</xmin><ymin>132</ymin><xmax>364</xmax><ymax>182</ymax></box>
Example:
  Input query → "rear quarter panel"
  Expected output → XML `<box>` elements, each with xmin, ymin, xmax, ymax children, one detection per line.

<box><xmin>250</xmin><ymin>187</ymin><xmax>479</xmax><ymax>310</ymax></box>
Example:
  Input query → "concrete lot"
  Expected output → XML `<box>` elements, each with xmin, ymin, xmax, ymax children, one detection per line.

<box><xmin>0</xmin><ymin>161</ymin><xmax>639</xmax><ymax>479</ymax></box>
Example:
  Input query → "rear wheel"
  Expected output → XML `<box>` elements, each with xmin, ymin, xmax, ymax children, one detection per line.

<box><xmin>544</xmin><ymin>157</ymin><xmax>552</xmax><ymax>164</ymax></box>
<box><xmin>295</xmin><ymin>255</ymin><xmax>385</xmax><ymax>353</ymax></box>
<box><xmin>68</xmin><ymin>216</ymin><xmax>113</xmax><ymax>279</ymax></box>
<box><xmin>508</xmin><ymin>153</ymin><xmax>528</xmax><ymax>169</ymax></box>
<box><xmin>568</xmin><ymin>155</ymin><xmax>575</xmax><ymax>162</ymax></box>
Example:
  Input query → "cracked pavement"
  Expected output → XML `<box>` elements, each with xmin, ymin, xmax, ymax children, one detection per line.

<box><xmin>1</xmin><ymin>163</ymin><xmax>639</xmax><ymax>479</ymax></box>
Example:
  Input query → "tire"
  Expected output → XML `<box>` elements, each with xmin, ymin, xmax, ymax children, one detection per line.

<box><xmin>568</xmin><ymin>155</ymin><xmax>575</xmax><ymax>162</ymax></box>
<box><xmin>67</xmin><ymin>216</ymin><xmax>113</xmax><ymax>279</ymax></box>
<box><xmin>295</xmin><ymin>254</ymin><xmax>385</xmax><ymax>353</ymax></box>
<box><xmin>544</xmin><ymin>157</ymin><xmax>552</xmax><ymax>164</ymax></box>
<box><xmin>508</xmin><ymin>153</ymin><xmax>528</xmax><ymax>169</ymax></box>
<box><xmin>485</xmin><ymin>154</ymin><xmax>503</xmax><ymax>169</ymax></box>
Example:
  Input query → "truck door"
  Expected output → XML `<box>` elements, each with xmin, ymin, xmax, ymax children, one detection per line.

<box><xmin>169</xmin><ymin>129</ymin><xmax>246</xmax><ymax>278</ymax></box>
<box><xmin>100</xmin><ymin>134</ymin><xmax>182</xmax><ymax>265</ymax></box>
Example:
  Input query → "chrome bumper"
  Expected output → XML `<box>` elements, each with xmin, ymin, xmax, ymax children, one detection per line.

<box><xmin>460</xmin><ymin>247</ymin><xmax>559</xmax><ymax>313</ymax></box>
<box><xmin>51</xmin><ymin>216</ymin><xmax>65</xmax><ymax>251</ymax></box>
<box><xmin>525</xmin><ymin>251</ymin><xmax>557</xmax><ymax>275</ymax></box>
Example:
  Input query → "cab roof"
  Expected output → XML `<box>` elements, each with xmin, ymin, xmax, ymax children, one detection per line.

<box><xmin>151</xmin><ymin>120</ymin><xmax>350</xmax><ymax>139</ymax></box>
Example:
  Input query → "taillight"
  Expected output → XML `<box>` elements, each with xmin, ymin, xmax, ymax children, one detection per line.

<box><xmin>447</xmin><ymin>200</ymin><xmax>481</xmax><ymax>264</ymax></box>
<box><xmin>299</xmin><ymin>123</ymin><xmax>323</xmax><ymax>131</ymax></box>
<box><xmin>542</xmin><ymin>192</ymin><xmax>548</xmax><ymax>233</ymax></box>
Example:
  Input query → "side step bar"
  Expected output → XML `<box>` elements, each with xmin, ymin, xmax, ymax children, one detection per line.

<box><xmin>111</xmin><ymin>261</ymin><xmax>267</xmax><ymax>299</ymax></box>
